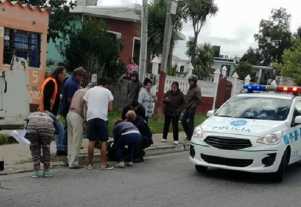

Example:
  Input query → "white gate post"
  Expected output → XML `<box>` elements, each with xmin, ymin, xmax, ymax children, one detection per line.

<box><xmin>231</xmin><ymin>72</ymin><xmax>239</xmax><ymax>97</ymax></box>
<box><xmin>244</xmin><ymin>74</ymin><xmax>251</xmax><ymax>85</ymax></box>
<box><xmin>151</xmin><ymin>56</ymin><xmax>161</xmax><ymax>76</ymax></box>
<box><xmin>212</xmin><ymin>68</ymin><xmax>221</xmax><ymax>110</ymax></box>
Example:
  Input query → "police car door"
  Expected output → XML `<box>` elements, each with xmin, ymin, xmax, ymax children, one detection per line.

<box><xmin>287</xmin><ymin>98</ymin><xmax>301</xmax><ymax>163</ymax></box>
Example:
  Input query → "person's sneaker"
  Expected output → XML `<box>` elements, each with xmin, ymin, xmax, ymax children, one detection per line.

<box><xmin>87</xmin><ymin>164</ymin><xmax>94</xmax><ymax>170</ymax></box>
<box><xmin>43</xmin><ymin>170</ymin><xmax>53</xmax><ymax>177</ymax></box>
<box><xmin>161</xmin><ymin>138</ymin><xmax>167</xmax><ymax>143</ymax></box>
<box><xmin>115</xmin><ymin>162</ymin><xmax>125</xmax><ymax>168</ymax></box>
<box><xmin>126</xmin><ymin>162</ymin><xmax>134</xmax><ymax>167</ymax></box>
<box><xmin>101</xmin><ymin>164</ymin><xmax>114</xmax><ymax>170</ymax></box>
<box><xmin>69</xmin><ymin>165</ymin><xmax>82</xmax><ymax>169</ymax></box>
<box><xmin>174</xmin><ymin>141</ymin><xmax>179</xmax><ymax>145</ymax></box>
<box><xmin>133</xmin><ymin>157</ymin><xmax>144</xmax><ymax>163</ymax></box>
<box><xmin>31</xmin><ymin>170</ymin><xmax>41</xmax><ymax>178</ymax></box>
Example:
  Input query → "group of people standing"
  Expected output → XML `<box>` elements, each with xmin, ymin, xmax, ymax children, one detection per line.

<box><xmin>24</xmin><ymin>65</ymin><xmax>202</xmax><ymax>177</ymax></box>
<box><xmin>122</xmin><ymin>70</ymin><xmax>202</xmax><ymax>144</ymax></box>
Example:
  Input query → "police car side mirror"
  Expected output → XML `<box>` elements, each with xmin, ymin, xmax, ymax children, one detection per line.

<box><xmin>294</xmin><ymin>116</ymin><xmax>301</xmax><ymax>125</ymax></box>
<box><xmin>207</xmin><ymin>110</ymin><xmax>214</xmax><ymax>117</ymax></box>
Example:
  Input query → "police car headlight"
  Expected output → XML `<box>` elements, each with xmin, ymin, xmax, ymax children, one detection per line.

<box><xmin>192</xmin><ymin>127</ymin><xmax>205</xmax><ymax>139</ymax></box>
<box><xmin>256</xmin><ymin>133</ymin><xmax>281</xmax><ymax>145</ymax></box>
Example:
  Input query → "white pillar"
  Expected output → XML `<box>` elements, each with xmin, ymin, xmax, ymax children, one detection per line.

<box><xmin>212</xmin><ymin>68</ymin><xmax>221</xmax><ymax>110</ymax></box>
<box><xmin>257</xmin><ymin>68</ymin><xmax>263</xmax><ymax>83</ymax></box>
<box><xmin>245</xmin><ymin>74</ymin><xmax>251</xmax><ymax>85</ymax></box>
<box><xmin>231</xmin><ymin>72</ymin><xmax>239</xmax><ymax>97</ymax></box>
<box><xmin>151</xmin><ymin>56</ymin><xmax>161</xmax><ymax>76</ymax></box>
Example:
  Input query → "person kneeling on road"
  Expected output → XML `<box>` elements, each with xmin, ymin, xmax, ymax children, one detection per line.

<box><xmin>113</xmin><ymin>111</ymin><xmax>142</xmax><ymax>168</ymax></box>
<box><xmin>25</xmin><ymin>112</ymin><xmax>55</xmax><ymax>178</ymax></box>
<box><xmin>132</xmin><ymin>114</ymin><xmax>153</xmax><ymax>162</ymax></box>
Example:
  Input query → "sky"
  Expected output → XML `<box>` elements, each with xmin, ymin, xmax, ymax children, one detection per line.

<box><xmin>98</xmin><ymin>0</ymin><xmax>301</xmax><ymax>59</ymax></box>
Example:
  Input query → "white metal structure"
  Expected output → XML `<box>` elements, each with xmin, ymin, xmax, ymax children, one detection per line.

<box><xmin>190</xmin><ymin>92</ymin><xmax>301</xmax><ymax>181</ymax></box>
<box><xmin>0</xmin><ymin>57</ymin><xmax>30</xmax><ymax>128</ymax></box>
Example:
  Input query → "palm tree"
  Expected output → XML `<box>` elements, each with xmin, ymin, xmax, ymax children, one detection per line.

<box><xmin>183</xmin><ymin>0</ymin><xmax>218</xmax><ymax>67</ymax></box>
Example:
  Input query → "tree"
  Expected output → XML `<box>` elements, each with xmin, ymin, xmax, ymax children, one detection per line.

<box><xmin>254</xmin><ymin>8</ymin><xmax>292</xmax><ymax>66</ymax></box>
<box><xmin>295</xmin><ymin>27</ymin><xmax>301</xmax><ymax>39</ymax></box>
<box><xmin>274</xmin><ymin>39</ymin><xmax>301</xmax><ymax>84</ymax></box>
<box><xmin>147</xmin><ymin>0</ymin><xmax>184</xmax><ymax>68</ymax></box>
<box><xmin>183</xmin><ymin>0</ymin><xmax>218</xmax><ymax>67</ymax></box>
<box><xmin>187</xmin><ymin>40</ymin><xmax>214</xmax><ymax>79</ymax></box>
<box><xmin>240</xmin><ymin>47</ymin><xmax>263</xmax><ymax>65</ymax></box>
<box><xmin>63</xmin><ymin>18</ymin><xmax>124</xmax><ymax>81</ymax></box>
<box><xmin>20</xmin><ymin>0</ymin><xmax>76</xmax><ymax>41</ymax></box>
<box><xmin>236</xmin><ymin>62</ymin><xmax>256</xmax><ymax>81</ymax></box>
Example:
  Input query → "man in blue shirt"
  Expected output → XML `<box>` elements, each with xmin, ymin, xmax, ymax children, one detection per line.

<box><xmin>58</xmin><ymin>67</ymin><xmax>86</xmax><ymax>156</ymax></box>
<box><xmin>61</xmin><ymin>67</ymin><xmax>87</xmax><ymax>118</ymax></box>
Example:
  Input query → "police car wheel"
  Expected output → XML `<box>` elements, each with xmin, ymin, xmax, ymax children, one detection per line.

<box><xmin>271</xmin><ymin>148</ymin><xmax>290</xmax><ymax>182</ymax></box>
<box><xmin>195</xmin><ymin>165</ymin><xmax>208</xmax><ymax>174</ymax></box>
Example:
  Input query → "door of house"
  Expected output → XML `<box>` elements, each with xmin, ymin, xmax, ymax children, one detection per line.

<box><xmin>0</xmin><ymin>71</ymin><xmax>7</xmax><ymax>119</ymax></box>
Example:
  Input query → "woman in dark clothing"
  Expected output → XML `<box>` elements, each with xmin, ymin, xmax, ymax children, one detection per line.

<box><xmin>162</xmin><ymin>81</ymin><xmax>185</xmax><ymax>145</ymax></box>
<box><xmin>132</xmin><ymin>115</ymin><xmax>153</xmax><ymax>162</ymax></box>
<box><xmin>122</xmin><ymin>100</ymin><xmax>146</xmax><ymax>120</ymax></box>
<box><xmin>113</xmin><ymin>111</ymin><xmax>142</xmax><ymax>168</ymax></box>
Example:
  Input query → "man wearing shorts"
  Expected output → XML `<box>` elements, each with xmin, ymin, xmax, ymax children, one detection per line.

<box><xmin>83</xmin><ymin>78</ymin><xmax>114</xmax><ymax>169</ymax></box>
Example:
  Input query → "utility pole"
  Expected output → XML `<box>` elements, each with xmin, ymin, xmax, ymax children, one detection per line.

<box><xmin>139</xmin><ymin>0</ymin><xmax>148</xmax><ymax>82</ymax></box>
<box><xmin>156</xmin><ymin>0</ymin><xmax>177</xmax><ymax>113</ymax></box>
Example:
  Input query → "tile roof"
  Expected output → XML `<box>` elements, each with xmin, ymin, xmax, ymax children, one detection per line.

<box><xmin>71</xmin><ymin>5</ymin><xmax>141</xmax><ymax>22</ymax></box>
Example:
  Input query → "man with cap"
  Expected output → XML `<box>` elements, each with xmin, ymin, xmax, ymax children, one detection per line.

<box><xmin>181</xmin><ymin>75</ymin><xmax>202</xmax><ymax>140</ymax></box>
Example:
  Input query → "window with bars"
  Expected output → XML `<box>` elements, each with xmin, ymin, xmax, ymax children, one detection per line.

<box><xmin>3</xmin><ymin>28</ymin><xmax>41</xmax><ymax>68</ymax></box>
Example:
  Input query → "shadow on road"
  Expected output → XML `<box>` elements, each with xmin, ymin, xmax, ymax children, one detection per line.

<box><xmin>192</xmin><ymin>162</ymin><xmax>301</xmax><ymax>185</ymax></box>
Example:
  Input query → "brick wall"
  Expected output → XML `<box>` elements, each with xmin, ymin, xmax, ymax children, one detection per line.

<box><xmin>104</xmin><ymin>18</ymin><xmax>140</xmax><ymax>65</ymax></box>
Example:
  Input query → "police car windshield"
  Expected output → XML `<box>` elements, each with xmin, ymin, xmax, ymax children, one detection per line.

<box><xmin>215</xmin><ymin>96</ymin><xmax>291</xmax><ymax>121</ymax></box>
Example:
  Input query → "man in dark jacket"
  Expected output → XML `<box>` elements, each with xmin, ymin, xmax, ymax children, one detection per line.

<box><xmin>182</xmin><ymin>75</ymin><xmax>202</xmax><ymax>140</ymax></box>
<box><xmin>162</xmin><ymin>81</ymin><xmax>185</xmax><ymax>144</ymax></box>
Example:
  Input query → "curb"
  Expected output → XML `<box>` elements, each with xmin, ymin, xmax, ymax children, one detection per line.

<box><xmin>0</xmin><ymin>143</ymin><xmax>190</xmax><ymax>176</ymax></box>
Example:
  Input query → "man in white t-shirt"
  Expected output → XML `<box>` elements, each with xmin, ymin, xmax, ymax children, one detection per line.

<box><xmin>83</xmin><ymin>78</ymin><xmax>114</xmax><ymax>170</ymax></box>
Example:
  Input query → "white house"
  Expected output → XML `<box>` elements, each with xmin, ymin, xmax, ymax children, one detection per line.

<box><xmin>172</xmin><ymin>56</ymin><xmax>193</xmax><ymax>78</ymax></box>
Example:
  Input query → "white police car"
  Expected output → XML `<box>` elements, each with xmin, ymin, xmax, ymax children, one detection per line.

<box><xmin>190</xmin><ymin>84</ymin><xmax>301</xmax><ymax>181</ymax></box>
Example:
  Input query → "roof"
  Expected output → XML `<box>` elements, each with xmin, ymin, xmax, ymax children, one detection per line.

<box><xmin>252</xmin><ymin>65</ymin><xmax>274</xmax><ymax>71</ymax></box>
<box><xmin>0</xmin><ymin>0</ymin><xmax>48</xmax><ymax>13</ymax></box>
<box><xmin>71</xmin><ymin>5</ymin><xmax>141</xmax><ymax>22</ymax></box>
<box><xmin>237</xmin><ymin>92</ymin><xmax>295</xmax><ymax>100</ymax></box>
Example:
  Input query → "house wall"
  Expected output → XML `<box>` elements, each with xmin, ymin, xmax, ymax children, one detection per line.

<box><xmin>47</xmin><ymin>16</ymin><xmax>140</xmax><ymax>67</ymax></box>
<box><xmin>0</xmin><ymin>1</ymin><xmax>49</xmax><ymax>104</ymax></box>
<box><xmin>104</xmin><ymin>18</ymin><xmax>140</xmax><ymax>65</ymax></box>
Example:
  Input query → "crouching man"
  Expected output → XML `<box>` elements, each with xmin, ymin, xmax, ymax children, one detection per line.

<box><xmin>25</xmin><ymin>112</ymin><xmax>55</xmax><ymax>178</ymax></box>
<box><xmin>113</xmin><ymin>111</ymin><xmax>142</xmax><ymax>168</ymax></box>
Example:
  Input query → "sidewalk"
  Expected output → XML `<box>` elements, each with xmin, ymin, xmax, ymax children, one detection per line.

<box><xmin>0</xmin><ymin>133</ymin><xmax>189</xmax><ymax>175</ymax></box>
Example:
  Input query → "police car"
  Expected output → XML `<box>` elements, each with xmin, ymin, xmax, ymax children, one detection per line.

<box><xmin>190</xmin><ymin>84</ymin><xmax>301</xmax><ymax>181</ymax></box>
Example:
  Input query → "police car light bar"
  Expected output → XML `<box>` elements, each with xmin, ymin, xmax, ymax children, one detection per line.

<box><xmin>243</xmin><ymin>84</ymin><xmax>266</xmax><ymax>92</ymax></box>
<box><xmin>276</xmin><ymin>86</ymin><xmax>301</xmax><ymax>94</ymax></box>
<box><xmin>243</xmin><ymin>84</ymin><xmax>301</xmax><ymax>94</ymax></box>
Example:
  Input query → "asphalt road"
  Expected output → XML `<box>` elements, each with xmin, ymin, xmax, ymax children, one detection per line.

<box><xmin>1</xmin><ymin>152</ymin><xmax>301</xmax><ymax>207</ymax></box>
